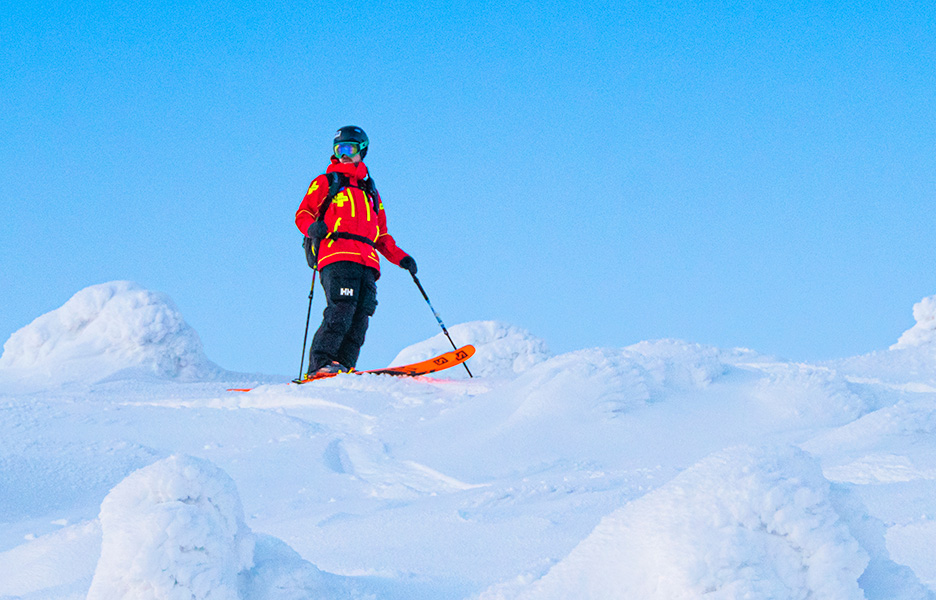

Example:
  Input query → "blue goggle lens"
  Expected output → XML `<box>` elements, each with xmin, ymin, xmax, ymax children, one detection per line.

<box><xmin>334</xmin><ymin>142</ymin><xmax>361</xmax><ymax>157</ymax></box>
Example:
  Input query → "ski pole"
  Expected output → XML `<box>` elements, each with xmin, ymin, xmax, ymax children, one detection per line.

<box><xmin>410</xmin><ymin>273</ymin><xmax>473</xmax><ymax>378</ymax></box>
<box><xmin>298</xmin><ymin>270</ymin><xmax>317</xmax><ymax>381</ymax></box>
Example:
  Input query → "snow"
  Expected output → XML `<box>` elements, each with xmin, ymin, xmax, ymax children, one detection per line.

<box><xmin>892</xmin><ymin>294</ymin><xmax>936</xmax><ymax>350</ymax></box>
<box><xmin>0</xmin><ymin>282</ymin><xmax>225</xmax><ymax>391</ymax></box>
<box><xmin>3</xmin><ymin>283</ymin><xmax>936</xmax><ymax>599</ymax></box>
<box><xmin>87</xmin><ymin>455</ymin><xmax>254</xmax><ymax>600</ymax></box>
<box><xmin>389</xmin><ymin>320</ymin><xmax>551</xmax><ymax>378</ymax></box>
<box><xmin>481</xmin><ymin>445</ymin><xmax>868</xmax><ymax>600</ymax></box>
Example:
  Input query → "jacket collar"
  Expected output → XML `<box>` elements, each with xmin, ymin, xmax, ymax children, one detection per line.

<box><xmin>326</xmin><ymin>157</ymin><xmax>368</xmax><ymax>182</ymax></box>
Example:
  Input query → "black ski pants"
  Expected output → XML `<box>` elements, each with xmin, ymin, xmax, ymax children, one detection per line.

<box><xmin>308</xmin><ymin>262</ymin><xmax>378</xmax><ymax>373</ymax></box>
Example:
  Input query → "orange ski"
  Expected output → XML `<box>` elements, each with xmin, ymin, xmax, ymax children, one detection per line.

<box><xmin>358</xmin><ymin>344</ymin><xmax>475</xmax><ymax>378</ymax></box>
<box><xmin>227</xmin><ymin>345</ymin><xmax>475</xmax><ymax>391</ymax></box>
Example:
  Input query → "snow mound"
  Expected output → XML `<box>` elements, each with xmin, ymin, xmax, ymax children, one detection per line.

<box><xmin>753</xmin><ymin>363</ymin><xmax>874</xmax><ymax>427</ymax></box>
<box><xmin>892</xmin><ymin>294</ymin><xmax>936</xmax><ymax>349</ymax></box>
<box><xmin>87</xmin><ymin>455</ymin><xmax>255</xmax><ymax>600</ymax></box>
<box><xmin>507</xmin><ymin>340</ymin><xmax>726</xmax><ymax>416</ymax></box>
<box><xmin>390</xmin><ymin>320</ymin><xmax>551</xmax><ymax>378</ymax></box>
<box><xmin>488</xmin><ymin>445</ymin><xmax>868</xmax><ymax>600</ymax></box>
<box><xmin>622</xmin><ymin>339</ymin><xmax>729</xmax><ymax>390</ymax></box>
<box><xmin>0</xmin><ymin>281</ymin><xmax>223</xmax><ymax>384</ymax></box>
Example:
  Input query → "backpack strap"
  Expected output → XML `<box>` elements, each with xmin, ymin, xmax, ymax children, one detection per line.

<box><xmin>303</xmin><ymin>172</ymin><xmax>345</xmax><ymax>269</ymax></box>
<box><xmin>359</xmin><ymin>175</ymin><xmax>380</xmax><ymax>214</ymax></box>
<box><xmin>315</xmin><ymin>172</ymin><xmax>379</xmax><ymax>217</ymax></box>
<box><xmin>303</xmin><ymin>171</ymin><xmax>381</xmax><ymax>268</ymax></box>
<box><xmin>315</xmin><ymin>172</ymin><xmax>346</xmax><ymax>222</ymax></box>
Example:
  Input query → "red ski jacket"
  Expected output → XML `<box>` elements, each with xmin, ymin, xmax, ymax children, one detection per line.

<box><xmin>295</xmin><ymin>159</ymin><xmax>409</xmax><ymax>276</ymax></box>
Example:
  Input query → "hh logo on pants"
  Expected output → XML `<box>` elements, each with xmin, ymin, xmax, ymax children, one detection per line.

<box><xmin>340</xmin><ymin>288</ymin><xmax>354</xmax><ymax>297</ymax></box>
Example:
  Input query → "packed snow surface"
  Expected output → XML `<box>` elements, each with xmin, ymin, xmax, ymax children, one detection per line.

<box><xmin>3</xmin><ymin>282</ymin><xmax>936</xmax><ymax>599</ymax></box>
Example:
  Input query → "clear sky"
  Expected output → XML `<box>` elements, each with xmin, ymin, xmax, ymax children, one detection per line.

<box><xmin>2</xmin><ymin>0</ymin><xmax>934</xmax><ymax>376</ymax></box>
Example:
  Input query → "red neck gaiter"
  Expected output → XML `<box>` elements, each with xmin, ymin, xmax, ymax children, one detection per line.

<box><xmin>326</xmin><ymin>158</ymin><xmax>368</xmax><ymax>183</ymax></box>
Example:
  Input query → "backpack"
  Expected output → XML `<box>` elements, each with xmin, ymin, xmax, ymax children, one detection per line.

<box><xmin>302</xmin><ymin>172</ymin><xmax>380</xmax><ymax>269</ymax></box>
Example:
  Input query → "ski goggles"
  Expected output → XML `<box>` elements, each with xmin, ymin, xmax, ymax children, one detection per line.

<box><xmin>334</xmin><ymin>142</ymin><xmax>362</xmax><ymax>157</ymax></box>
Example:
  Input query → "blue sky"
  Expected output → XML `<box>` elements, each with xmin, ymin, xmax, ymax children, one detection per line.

<box><xmin>2</xmin><ymin>0</ymin><xmax>934</xmax><ymax>375</ymax></box>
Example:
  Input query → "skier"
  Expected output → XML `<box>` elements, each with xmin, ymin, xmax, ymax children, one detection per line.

<box><xmin>295</xmin><ymin>126</ymin><xmax>417</xmax><ymax>378</ymax></box>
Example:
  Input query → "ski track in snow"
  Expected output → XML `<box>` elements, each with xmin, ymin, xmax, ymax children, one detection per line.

<box><xmin>3</xmin><ymin>283</ymin><xmax>936</xmax><ymax>599</ymax></box>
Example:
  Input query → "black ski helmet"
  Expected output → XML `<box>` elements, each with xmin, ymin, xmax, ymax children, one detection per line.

<box><xmin>333</xmin><ymin>125</ymin><xmax>369</xmax><ymax>158</ymax></box>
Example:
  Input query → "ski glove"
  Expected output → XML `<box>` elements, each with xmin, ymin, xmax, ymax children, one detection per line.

<box><xmin>307</xmin><ymin>221</ymin><xmax>328</xmax><ymax>241</ymax></box>
<box><xmin>400</xmin><ymin>256</ymin><xmax>417</xmax><ymax>275</ymax></box>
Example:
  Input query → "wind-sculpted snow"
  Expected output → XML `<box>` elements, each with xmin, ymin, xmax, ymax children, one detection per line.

<box><xmin>508</xmin><ymin>340</ymin><xmax>727</xmax><ymax>416</ymax></box>
<box><xmin>87</xmin><ymin>455</ymin><xmax>256</xmax><ymax>600</ymax></box>
<box><xmin>484</xmin><ymin>446</ymin><xmax>868</xmax><ymax>600</ymax></box>
<box><xmin>5</xmin><ymin>290</ymin><xmax>936</xmax><ymax>599</ymax></box>
<box><xmin>79</xmin><ymin>453</ymin><xmax>457</xmax><ymax>600</ymax></box>
<box><xmin>809</xmin><ymin>294</ymin><xmax>936</xmax><ymax>393</ymax></box>
<box><xmin>831</xmin><ymin>347</ymin><xmax>936</xmax><ymax>393</ymax></box>
<box><xmin>414</xmin><ymin>341</ymin><xmax>732</xmax><ymax>481</ymax></box>
<box><xmin>0</xmin><ymin>281</ymin><xmax>223</xmax><ymax>385</ymax></box>
<box><xmin>752</xmin><ymin>363</ymin><xmax>875</xmax><ymax>427</ymax></box>
<box><xmin>893</xmin><ymin>294</ymin><xmax>936</xmax><ymax>350</ymax></box>
<box><xmin>621</xmin><ymin>339</ymin><xmax>731</xmax><ymax>389</ymax></box>
<box><xmin>322</xmin><ymin>435</ymin><xmax>488</xmax><ymax>499</ymax></box>
<box><xmin>389</xmin><ymin>320</ymin><xmax>551</xmax><ymax>378</ymax></box>
<box><xmin>804</xmin><ymin>399</ymin><xmax>936</xmax><ymax>461</ymax></box>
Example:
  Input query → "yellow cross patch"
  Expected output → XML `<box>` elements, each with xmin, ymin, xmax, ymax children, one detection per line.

<box><xmin>332</xmin><ymin>191</ymin><xmax>350</xmax><ymax>208</ymax></box>
<box><xmin>307</xmin><ymin>181</ymin><xmax>319</xmax><ymax>195</ymax></box>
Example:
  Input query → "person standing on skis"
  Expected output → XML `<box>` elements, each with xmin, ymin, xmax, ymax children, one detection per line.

<box><xmin>295</xmin><ymin>126</ymin><xmax>417</xmax><ymax>378</ymax></box>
